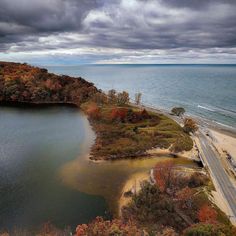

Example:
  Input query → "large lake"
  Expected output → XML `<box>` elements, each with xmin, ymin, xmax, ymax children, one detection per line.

<box><xmin>47</xmin><ymin>64</ymin><xmax>236</xmax><ymax>129</ymax></box>
<box><xmin>0</xmin><ymin>105</ymin><xmax>196</xmax><ymax>231</ymax></box>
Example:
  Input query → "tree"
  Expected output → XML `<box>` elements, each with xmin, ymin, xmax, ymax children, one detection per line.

<box><xmin>86</xmin><ymin>103</ymin><xmax>101</xmax><ymax>120</ymax></box>
<box><xmin>135</xmin><ymin>92</ymin><xmax>142</xmax><ymax>105</ymax></box>
<box><xmin>154</xmin><ymin>161</ymin><xmax>175</xmax><ymax>193</ymax></box>
<box><xmin>107</xmin><ymin>89</ymin><xmax>117</xmax><ymax>103</ymax></box>
<box><xmin>171</xmin><ymin>107</ymin><xmax>185</xmax><ymax>116</ymax></box>
<box><xmin>92</xmin><ymin>91</ymin><xmax>107</xmax><ymax>105</ymax></box>
<box><xmin>183</xmin><ymin>118</ymin><xmax>198</xmax><ymax>134</ymax></box>
<box><xmin>117</xmin><ymin>91</ymin><xmax>130</xmax><ymax>105</ymax></box>
<box><xmin>198</xmin><ymin>204</ymin><xmax>217</xmax><ymax>223</ymax></box>
<box><xmin>176</xmin><ymin>187</ymin><xmax>193</xmax><ymax>208</ymax></box>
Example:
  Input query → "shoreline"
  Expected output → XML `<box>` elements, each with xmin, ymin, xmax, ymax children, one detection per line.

<box><xmin>134</xmin><ymin>102</ymin><xmax>236</xmax><ymax>137</ymax></box>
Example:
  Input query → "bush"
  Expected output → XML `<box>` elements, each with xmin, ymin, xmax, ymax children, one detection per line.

<box><xmin>183</xmin><ymin>118</ymin><xmax>198</xmax><ymax>134</ymax></box>
<box><xmin>183</xmin><ymin>223</ymin><xmax>236</xmax><ymax>236</ymax></box>
<box><xmin>171</xmin><ymin>107</ymin><xmax>185</xmax><ymax>116</ymax></box>
<box><xmin>86</xmin><ymin>103</ymin><xmax>101</xmax><ymax>120</ymax></box>
<box><xmin>188</xmin><ymin>172</ymin><xmax>208</xmax><ymax>188</ymax></box>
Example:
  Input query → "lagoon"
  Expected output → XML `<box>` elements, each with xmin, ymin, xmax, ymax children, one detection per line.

<box><xmin>0</xmin><ymin>105</ymin><xmax>196</xmax><ymax>230</ymax></box>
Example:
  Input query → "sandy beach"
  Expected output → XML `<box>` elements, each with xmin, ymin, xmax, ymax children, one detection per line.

<box><xmin>209</xmin><ymin>129</ymin><xmax>236</xmax><ymax>163</ymax></box>
<box><xmin>118</xmin><ymin>171</ymin><xmax>150</xmax><ymax>216</ymax></box>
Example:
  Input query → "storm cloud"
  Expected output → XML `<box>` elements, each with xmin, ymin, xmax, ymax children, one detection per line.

<box><xmin>0</xmin><ymin>0</ymin><xmax>236</xmax><ymax>64</ymax></box>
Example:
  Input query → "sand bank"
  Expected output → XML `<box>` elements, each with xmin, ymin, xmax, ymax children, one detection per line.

<box><xmin>118</xmin><ymin>171</ymin><xmax>150</xmax><ymax>216</ymax></box>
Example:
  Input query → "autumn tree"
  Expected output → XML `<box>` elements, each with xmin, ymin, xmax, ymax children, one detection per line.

<box><xmin>86</xmin><ymin>103</ymin><xmax>101</xmax><ymax>120</ymax></box>
<box><xmin>176</xmin><ymin>187</ymin><xmax>193</xmax><ymax>208</ymax></box>
<box><xmin>171</xmin><ymin>107</ymin><xmax>185</xmax><ymax>116</ymax></box>
<box><xmin>117</xmin><ymin>91</ymin><xmax>129</xmax><ymax>105</ymax></box>
<box><xmin>0</xmin><ymin>62</ymin><xmax>98</xmax><ymax>106</ymax></box>
<box><xmin>154</xmin><ymin>161</ymin><xmax>175</xmax><ymax>193</ymax></box>
<box><xmin>92</xmin><ymin>91</ymin><xmax>107</xmax><ymax>105</ymax></box>
<box><xmin>198</xmin><ymin>204</ymin><xmax>217</xmax><ymax>223</ymax></box>
<box><xmin>135</xmin><ymin>92</ymin><xmax>142</xmax><ymax>105</ymax></box>
<box><xmin>183</xmin><ymin>118</ymin><xmax>198</xmax><ymax>134</ymax></box>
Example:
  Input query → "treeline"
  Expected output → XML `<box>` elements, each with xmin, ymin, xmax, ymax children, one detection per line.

<box><xmin>0</xmin><ymin>62</ymin><xmax>98</xmax><ymax>105</ymax></box>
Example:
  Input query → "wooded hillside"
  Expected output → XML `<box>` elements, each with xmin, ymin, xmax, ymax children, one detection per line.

<box><xmin>0</xmin><ymin>62</ymin><xmax>98</xmax><ymax>105</ymax></box>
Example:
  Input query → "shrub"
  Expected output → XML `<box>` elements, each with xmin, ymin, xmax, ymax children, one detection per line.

<box><xmin>183</xmin><ymin>118</ymin><xmax>198</xmax><ymax>134</ymax></box>
<box><xmin>183</xmin><ymin>223</ymin><xmax>236</xmax><ymax>236</ymax></box>
<box><xmin>198</xmin><ymin>204</ymin><xmax>217</xmax><ymax>223</ymax></box>
<box><xmin>110</xmin><ymin>107</ymin><xmax>128</xmax><ymax>122</ymax></box>
<box><xmin>171</xmin><ymin>107</ymin><xmax>185</xmax><ymax>116</ymax></box>
<box><xmin>188</xmin><ymin>172</ymin><xmax>208</xmax><ymax>188</ymax></box>
<box><xmin>86</xmin><ymin>103</ymin><xmax>101</xmax><ymax>120</ymax></box>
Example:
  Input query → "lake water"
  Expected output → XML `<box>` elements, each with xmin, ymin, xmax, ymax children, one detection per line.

<box><xmin>47</xmin><ymin>64</ymin><xmax>236</xmax><ymax>129</ymax></box>
<box><xmin>0</xmin><ymin>105</ymin><xmax>196</xmax><ymax>231</ymax></box>
<box><xmin>0</xmin><ymin>105</ymin><xmax>107</xmax><ymax>230</ymax></box>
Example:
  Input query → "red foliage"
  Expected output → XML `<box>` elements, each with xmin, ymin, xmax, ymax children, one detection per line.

<box><xmin>154</xmin><ymin>161</ymin><xmax>175</xmax><ymax>193</ymax></box>
<box><xmin>110</xmin><ymin>107</ymin><xmax>128</xmax><ymax>122</ymax></box>
<box><xmin>76</xmin><ymin>224</ymin><xmax>88</xmax><ymax>236</ymax></box>
<box><xmin>198</xmin><ymin>204</ymin><xmax>218</xmax><ymax>223</ymax></box>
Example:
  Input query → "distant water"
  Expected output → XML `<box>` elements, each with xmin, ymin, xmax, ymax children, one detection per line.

<box><xmin>47</xmin><ymin>64</ymin><xmax>236</xmax><ymax>129</ymax></box>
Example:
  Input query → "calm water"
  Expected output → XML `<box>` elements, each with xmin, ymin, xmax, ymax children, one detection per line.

<box><xmin>0</xmin><ymin>105</ymin><xmax>196</xmax><ymax>230</ymax></box>
<box><xmin>47</xmin><ymin>64</ymin><xmax>236</xmax><ymax>128</ymax></box>
<box><xmin>0</xmin><ymin>106</ymin><xmax>107</xmax><ymax>230</ymax></box>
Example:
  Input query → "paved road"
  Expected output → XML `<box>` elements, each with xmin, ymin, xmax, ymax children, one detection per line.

<box><xmin>198</xmin><ymin>131</ymin><xmax>236</xmax><ymax>221</ymax></box>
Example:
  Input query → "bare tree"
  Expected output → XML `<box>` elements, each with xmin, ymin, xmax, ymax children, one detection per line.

<box><xmin>135</xmin><ymin>92</ymin><xmax>142</xmax><ymax>105</ymax></box>
<box><xmin>107</xmin><ymin>89</ymin><xmax>117</xmax><ymax>103</ymax></box>
<box><xmin>117</xmin><ymin>91</ymin><xmax>129</xmax><ymax>105</ymax></box>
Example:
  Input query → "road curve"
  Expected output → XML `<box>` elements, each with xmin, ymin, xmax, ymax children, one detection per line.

<box><xmin>198</xmin><ymin>131</ymin><xmax>236</xmax><ymax>221</ymax></box>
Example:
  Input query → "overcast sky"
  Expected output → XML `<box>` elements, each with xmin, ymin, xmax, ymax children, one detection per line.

<box><xmin>0</xmin><ymin>0</ymin><xmax>236</xmax><ymax>65</ymax></box>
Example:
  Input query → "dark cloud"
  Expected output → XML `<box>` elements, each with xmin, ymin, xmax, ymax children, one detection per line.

<box><xmin>0</xmin><ymin>0</ymin><xmax>236</xmax><ymax>63</ymax></box>
<box><xmin>160</xmin><ymin>0</ymin><xmax>236</xmax><ymax>9</ymax></box>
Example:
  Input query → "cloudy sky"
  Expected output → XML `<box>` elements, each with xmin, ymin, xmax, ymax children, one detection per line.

<box><xmin>0</xmin><ymin>0</ymin><xmax>236</xmax><ymax>65</ymax></box>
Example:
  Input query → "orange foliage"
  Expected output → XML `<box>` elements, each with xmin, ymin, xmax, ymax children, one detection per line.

<box><xmin>198</xmin><ymin>204</ymin><xmax>218</xmax><ymax>223</ymax></box>
<box><xmin>110</xmin><ymin>107</ymin><xmax>128</xmax><ymax>122</ymax></box>
<box><xmin>0</xmin><ymin>61</ymin><xmax>98</xmax><ymax>105</ymax></box>
<box><xmin>86</xmin><ymin>103</ymin><xmax>101</xmax><ymax>120</ymax></box>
